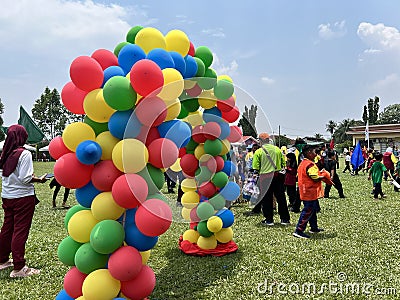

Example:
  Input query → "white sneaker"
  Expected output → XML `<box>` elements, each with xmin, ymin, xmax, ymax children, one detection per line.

<box><xmin>10</xmin><ymin>265</ymin><xmax>40</xmax><ymax>278</ymax></box>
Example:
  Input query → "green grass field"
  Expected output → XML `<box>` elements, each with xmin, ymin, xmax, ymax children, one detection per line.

<box><xmin>0</xmin><ymin>160</ymin><xmax>399</xmax><ymax>299</ymax></box>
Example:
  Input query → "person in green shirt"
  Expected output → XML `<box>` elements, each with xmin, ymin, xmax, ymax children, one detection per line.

<box><xmin>368</xmin><ymin>152</ymin><xmax>389</xmax><ymax>199</ymax></box>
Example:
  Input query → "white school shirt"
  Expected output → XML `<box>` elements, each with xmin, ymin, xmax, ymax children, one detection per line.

<box><xmin>1</xmin><ymin>150</ymin><xmax>35</xmax><ymax>199</ymax></box>
<box><xmin>345</xmin><ymin>154</ymin><xmax>351</xmax><ymax>162</ymax></box>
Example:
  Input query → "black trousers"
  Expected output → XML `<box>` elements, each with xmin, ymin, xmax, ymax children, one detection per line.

<box><xmin>324</xmin><ymin>174</ymin><xmax>344</xmax><ymax>197</ymax></box>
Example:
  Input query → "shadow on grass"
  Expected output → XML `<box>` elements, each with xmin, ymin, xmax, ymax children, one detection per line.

<box><xmin>152</xmin><ymin>246</ymin><xmax>243</xmax><ymax>299</ymax></box>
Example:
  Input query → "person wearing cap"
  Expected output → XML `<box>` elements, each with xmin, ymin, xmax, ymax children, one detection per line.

<box><xmin>246</xmin><ymin>132</ymin><xmax>290</xmax><ymax>226</ymax></box>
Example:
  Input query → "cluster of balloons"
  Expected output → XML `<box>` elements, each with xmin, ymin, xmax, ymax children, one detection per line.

<box><xmin>53</xmin><ymin>24</ymin><xmax>242</xmax><ymax>300</ymax></box>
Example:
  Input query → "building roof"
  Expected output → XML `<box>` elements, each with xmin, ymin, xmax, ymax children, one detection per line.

<box><xmin>347</xmin><ymin>123</ymin><xmax>400</xmax><ymax>135</ymax></box>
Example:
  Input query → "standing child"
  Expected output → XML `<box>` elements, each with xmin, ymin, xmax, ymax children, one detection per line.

<box><xmin>293</xmin><ymin>145</ymin><xmax>329</xmax><ymax>239</ymax></box>
<box><xmin>284</xmin><ymin>152</ymin><xmax>297</xmax><ymax>208</ymax></box>
<box><xmin>342</xmin><ymin>152</ymin><xmax>352</xmax><ymax>173</ymax></box>
<box><xmin>368</xmin><ymin>152</ymin><xmax>389</xmax><ymax>199</ymax></box>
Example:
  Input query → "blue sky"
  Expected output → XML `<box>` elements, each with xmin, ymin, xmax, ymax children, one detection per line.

<box><xmin>1</xmin><ymin>0</ymin><xmax>400</xmax><ymax>139</ymax></box>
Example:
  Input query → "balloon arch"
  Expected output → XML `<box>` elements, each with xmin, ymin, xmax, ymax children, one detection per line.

<box><xmin>53</xmin><ymin>25</ymin><xmax>242</xmax><ymax>300</ymax></box>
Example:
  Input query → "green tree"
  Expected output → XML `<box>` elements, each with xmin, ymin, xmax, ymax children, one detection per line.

<box><xmin>0</xmin><ymin>98</ymin><xmax>5</xmax><ymax>141</ymax></box>
<box><xmin>325</xmin><ymin>120</ymin><xmax>337</xmax><ymax>138</ymax></box>
<box><xmin>237</xmin><ymin>105</ymin><xmax>258</xmax><ymax>138</ymax></box>
<box><xmin>378</xmin><ymin>104</ymin><xmax>400</xmax><ymax>124</ymax></box>
<box><xmin>365</xmin><ymin>96</ymin><xmax>380</xmax><ymax>125</ymax></box>
<box><xmin>362</xmin><ymin>105</ymin><xmax>368</xmax><ymax>124</ymax></box>
<box><xmin>315</xmin><ymin>133</ymin><xmax>323</xmax><ymax>139</ymax></box>
<box><xmin>277</xmin><ymin>135</ymin><xmax>292</xmax><ymax>147</ymax></box>
<box><xmin>333</xmin><ymin>118</ymin><xmax>363</xmax><ymax>144</ymax></box>
<box><xmin>32</xmin><ymin>87</ymin><xmax>70</xmax><ymax>139</ymax></box>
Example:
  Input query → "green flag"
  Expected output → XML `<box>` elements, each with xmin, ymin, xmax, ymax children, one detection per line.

<box><xmin>18</xmin><ymin>106</ymin><xmax>45</xmax><ymax>144</ymax></box>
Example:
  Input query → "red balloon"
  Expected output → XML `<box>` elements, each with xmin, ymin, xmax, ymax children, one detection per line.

<box><xmin>217</xmin><ymin>96</ymin><xmax>235</xmax><ymax>112</ymax></box>
<box><xmin>180</xmin><ymin>154</ymin><xmax>199</xmax><ymax>176</ymax></box>
<box><xmin>135</xmin><ymin>199</ymin><xmax>172</xmax><ymax>237</ymax></box>
<box><xmin>135</xmin><ymin>97</ymin><xmax>167</xmax><ymax>127</ymax></box>
<box><xmin>190</xmin><ymin>208</ymin><xmax>201</xmax><ymax>222</ymax></box>
<box><xmin>69</xmin><ymin>56</ymin><xmax>104</xmax><ymax>92</ymax></box>
<box><xmin>136</xmin><ymin>126</ymin><xmax>161</xmax><ymax>146</ymax></box>
<box><xmin>221</xmin><ymin>105</ymin><xmax>240</xmax><ymax>123</ymax></box>
<box><xmin>91</xmin><ymin>49</ymin><xmax>119</xmax><ymax>70</ymax></box>
<box><xmin>61</xmin><ymin>81</ymin><xmax>87</xmax><ymax>114</ymax></box>
<box><xmin>120</xmin><ymin>265</ymin><xmax>156</xmax><ymax>300</ymax></box>
<box><xmin>203</xmin><ymin>122</ymin><xmax>221</xmax><ymax>140</ymax></box>
<box><xmin>108</xmin><ymin>246</ymin><xmax>143</xmax><ymax>281</ymax></box>
<box><xmin>227</xmin><ymin>125</ymin><xmax>243</xmax><ymax>143</ymax></box>
<box><xmin>215</xmin><ymin>156</ymin><xmax>225</xmax><ymax>172</ymax></box>
<box><xmin>54</xmin><ymin>153</ymin><xmax>94</xmax><ymax>189</ymax></box>
<box><xmin>130</xmin><ymin>59</ymin><xmax>164</xmax><ymax>97</ymax></box>
<box><xmin>147</xmin><ymin>138</ymin><xmax>178</xmax><ymax>169</ymax></box>
<box><xmin>49</xmin><ymin>136</ymin><xmax>72</xmax><ymax>160</ymax></box>
<box><xmin>188</xmin><ymin>42</ymin><xmax>195</xmax><ymax>56</ymax></box>
<box><xmin>112</xmin><ymin>174</ymin><xmax>148</xmax><ymax>209</ymax></box>
<box><xmin>198</xmin><ymin>182</ymin><xmax>217</xmax><ymax>198</ymax></box>
<box><xmin>192</xmin><ymin>125</ymin><xmax>206</xmax><ymax>144</ymax></box>
<box><xmin>178</xmin><ymin>147</ymin><xmax>186</xmax><ymax>158</ymax></box>
<box><xmin>91</xmin><ymin>160</ymin><xmax>123</xmax><ymax>191</ymax></box>
<box><xmin>185</xmin><ymin>83</ymin><xmax>202</xmax><ymax>97</ymax></box>
<box><xmin>64</xmin><ymin>267</ymin><xmax>87</xmax><ymax>299</ymax></box>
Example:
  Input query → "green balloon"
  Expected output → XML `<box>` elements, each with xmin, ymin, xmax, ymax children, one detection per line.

<box><xmin>114</xmin><ymin>41</ymin><xmax>129</xmax><ymax>57</ymax></box>
<box><xmin>177</xmin><ymin>104</ymin><xmax>189</xmax><ymax>119</ymax></box>
<box><xmin>57</xmin><ymin>236</ymin><xmax>82</xmax><ymax>266</ymax></box>
<box><xmin>197</xmin><ymin>220</ymin><xmax>213</xmax><ymax>237</ymax></box>
<box><xmin>181</xmin><ymin>98</ymin><xmax>200</xmax><ymax>112</ymax></box>
<box><xmin>84</xmin><ymin>116</ymin><xmax>109</xmax><ymax>136</ymax></box>
<box><xmin>196</xmin><ymin>202</ymin><xmax>215</xmax><ymax>221</ymax></box>
<box><xmin>147</xmin><ymin>193</ymin><xmax>168</xmax><ymax>201</ymax></box>
<box><xmin>197</xmin><ymin>68</ymin><xmax>217</xmax><ymax>90</ymax></box>
<box><xmin>193</xmin><ymin>57</ymin><xmax>205</xmax><ymax>77</ymax></box>
<box><xmin>209</xmin><ymin>194</ymin><xmax>226</xmax><ymax>210</ymax></box>
<box><xmin>195</xmin><ymin>46</ymin><xmax>213</xmax><ymax>68</ymax></box>
<box><xmin>138</xmin><ymin>164</ymin><xmax>165</xmax><ymax>194</ymax></box>
<box><xmin>74</xmin><ymin>243</ymin><xmax>109</xmax><ymax>274</ymax></box>
<box><xmin>204</xmin><ymin>139</ymin><xmax>223</xmax><ymax>156</ymax></box>
<box><xmin>214</xmin><ymin>80</ymin><xmax>234</xmax><ymax>100</ymax></box>
<box><xmin>90</xmin><ymin>220</ymin><xmax>125</xmax><ymax>254</ymax></box>
<box><xmin>64</xmin><ymin>205</ymin><xmax>90</xmax><ymax>230</ymax></box>
<box><xmin>126</xmin><ymin>25</ymin><xmax>143</xmax><ymax>43</ymax></box>
<box><xmin>212</xmin><ymin>172</ymin><xmax>229</xmax><ymax>188</ymax></box>
<box><xmin>186</xmin><ymin>138</ymin><xmax>199</xmax><ymax>152</ymax></box>
<box><xmin>103</xmin><ymin>76</ymin><xmax>137</xmax><ymax>111</ymax></box>
<box><xmin>195</xmin><ymin>166</ymin><xmax>212</xmax><ymax>184</ymax></box>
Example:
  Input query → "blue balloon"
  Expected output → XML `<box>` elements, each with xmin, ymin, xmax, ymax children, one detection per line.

<box><xmin>125</xmin><ymin>223</ymin><xmax>158</xmax><ymax>251</ymax></box>
<box><xmin>169</xmin><ymin>51</ymin><xmax>186</xmax><ymax>75</ymax></box>
<box><xmin>219</xmin><ymin>181</ymin><xmax>240</xmax><ymax>201</ymax></box>
<box><xmin>118</xmin><ymin>44</ymin><xmax>146</xmax><ymax>74</ymax></box>
<box><xmin>75</xmin><ymin>181</ymin><xmax>101</xmax><ymax>208</ymax></box>
<box><xmin>55</xmin><ymin>289</ymin><xmax>74</xmax><ymax>300</ymax></box>
<box><xmin>216</xmin><ymin>209</ymin><xmax>235</xmax><ymax>228</ymax></box>
<box><xmin>146</xmin><ymin>48</ymin><xmax>175</xmax><ymax>70</ymax></box>
<box><xmin>76</xmin><ymin>140</ymin><xmax>102</xmax><ymax>165</ymax></box>
<box><xmin>203</xmin><ymin>107</ymin><xmax>222</xmax><ymax>123</ymax></box>
<box><xmin>102</xmin><ymin>66</ymin><xmax>125</xmax><ymax>86</ymax></box>
<box><xmin>118</xmin><ymin>208</ymin><xmax>137</xmax><ymax>228</ymax></box>
<box><xmin>158</xmin><ymin>120</ymin><xmax>192</xmax><ymax>148</ymax></box>
<box><xmin>218</xmin><ymin>121</ymin><xmax>231</xmax><ymax>140</ymax></box>
<box><xmin>222</xmin><ymin>160</ymin><xmax>237</xmax><ymax>177</ymax></box>
<box><xmin>108</xmin><ymin>110</ymin><xmax>141</xmax><ymax>139</ymax></box>
<box><xmin>183</xmin><ymin>55</ymin><xmax>198</xmax><ymax>78</ymax></box>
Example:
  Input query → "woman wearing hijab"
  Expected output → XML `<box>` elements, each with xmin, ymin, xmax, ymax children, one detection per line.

<box><xmin>0</xmin><ymin>125</ymin><xmax>47</xmax><ymax>278</ymax></box>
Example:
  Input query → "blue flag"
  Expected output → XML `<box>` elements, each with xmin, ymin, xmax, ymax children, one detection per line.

<box><xmin>351</xmin><ymin>142</ymin><xmax>364</xmax><ymax>169</ymax></box>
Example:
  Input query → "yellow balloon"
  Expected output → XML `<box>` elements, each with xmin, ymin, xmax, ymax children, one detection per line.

<box><xmin>181</xmin><ymin>207</ymin><xmax>191</xmax><ymax>221</ymax></box>
<box><xmin>112</xmin><ymin>139</ymin><xmax>149</xmax><ymax>173</ymax></box>
<box><xmin>215</xmin><ymin>227</ymin><xmax>233</xmax><ymax>243</ymax></box>
<box><xmin>68</xmin><ymin>210</ymin><xmax>98</xmax><ymax>243</ymax></box>
<box><xmin>220</xmin><ymin>139</ymin><xmax>231</xmax><ymax>155</ymax></box>
<box><xmin>169</xmin><ymin>157</ymin><xmax>182</xmax><ymax>172</ymax></box>
<box><xmin>62</xmin><ymin>122</ymin><xmax>96</xmax><ymax>152</ymax></box>
<box><xmin>194</xmin><ymin>144</ymin><xmax>206</xmax><ymax>160</ymax></box>
<box><xmin>217</xmin><ymin>74</ymin><xmax>233</xmax><ymax>83</ymax></box>
<box><xmin>164</xmin><ymin>98</ymin><xmax>181</xmax><ymax>121</ymax></box>
<box><xmin>95</xmin><ymin>131</ymin><xmax>120</xmax><ymax>160</ymax></box>
<box><xmin>135</xmin><ymin>27</ymin><xmax>166</xmax><ymax>54</ymax></box>
<box><xmin>183</xmin><ymin>229</ymin><xmax>200</xmax><ymax>243</ymax></box>
<box><xmin>184</xmin><ymin>79</ymin><xmax>197</xmax><ymax>89</ymax></box>
<box><xmin>198</xmin><ymin>90</ymin><xmax>217</xmax><ymax>109</ymax></box>
<box><xmin>91</xmin><ymin>192</ymin><xmax>125</xmax><ymax>221</ymax></box>
<box><xmin>181</xmin><ymin>191</ymin><xmax>200</xmax><ymax>209</ymax></box>
<box><xmin>82</xmin><ymin>269</ymin><xmax>121</xmax><ymax>300</ymax></box>
<box><xmin>158</xmin><ymin>68</ymin><xmax>184</xmax><ymax>101</ymax></box>
<box><xmin>165</xmin><ymin>29</ymin><xmax>190</xmax><ymax>56</ymax></box>
<box><xmin>140</xmin><ymin>250</ymin><xmax>151</xmax><ymax>265</ymax></box>
<box><xmin>75</xmin><ymin>297</ymin><xmax>86</xmax><ymax>300</ymax></box>
<box><xmin>207</xmin><ymin>216</ymin><xmax>223</xmax><ymax>233</ymax></box>
<box><xmin>181</xmin><ymin>178</ymin><xmax>197</xmax><ymax>192</ymax></box>
<box><xmin>184</xmin><ymin>111</ymin><xmax>203</xmax><ymax>127</ymax></box>
<box><xmin>83</xmin><ymin>89</ymin><xmax>116</xmax><ymax>123</ymax></box>
<box><xmin>197</xmin><ymin>235</ymin><xmax>217</xmax><ymax>250</ymax></box>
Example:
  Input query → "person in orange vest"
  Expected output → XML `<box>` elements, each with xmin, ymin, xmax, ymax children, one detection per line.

<box><xmin>293</xmin><ymin>144</ymin><xmax>330</xmax><ymax>239</ymax></box>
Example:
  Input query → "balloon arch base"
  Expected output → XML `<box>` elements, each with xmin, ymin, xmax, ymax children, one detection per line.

<box><xmin>178</xmin><ymin>236</ymin><xmax>238</xmax><ymax>257</ymax></box>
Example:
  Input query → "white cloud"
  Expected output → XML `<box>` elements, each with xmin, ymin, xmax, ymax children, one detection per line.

<box><xmin>261</xmin><ymin>77</ymin><xmax>275</xmax><ymax>85</ymax></box>
<box><xmin>211</xmin><ymin>53</ymin><xmax>238</xmax><ymax>76</ymax></box>
<box><xmin>318</xmin><ymin>20</ymin><xmax>347</xmax><ymax>40</ymax></box>
<box><xmin>372</xmin><ymin>73</ymin><xmax>400</xmax><ymax>89</ymax></box>
<box><xmin>357</xmin><ymin>22</ymin><xmax>400</xmax><ymax>52</ymax></box>
<box><xmin>201</xmin><ymin>28</ymin><xmax>226</xmax><ymax>38</ymax></box>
